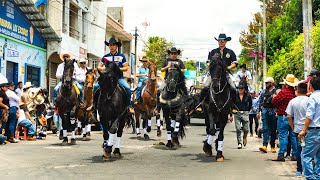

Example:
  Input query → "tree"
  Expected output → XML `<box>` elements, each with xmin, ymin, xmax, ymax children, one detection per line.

<box><xmin>184</xmin><ymin>60</ymin><xmax>196</xmax><ymax>70</ymax></box>
<box><xmin>258</xmin><ymin>0</ymin><xmax>289</xmax><ymax>23</ymax></box>
<box><xmin>143</xmin><ymin>36</ymin><xmax>174</xmax><ymax>69</ymax></box>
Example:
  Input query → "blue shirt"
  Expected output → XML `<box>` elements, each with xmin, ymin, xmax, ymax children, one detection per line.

<box><xmin>101</xmin><ymin>52</ymin><xmax>127</xmax><ymax>78</ymax></box>
<box><xmin>306</xmin><ymin>90</ymin><xmax>320</xmax><ymax>128</ymax></box>
<box><xmin>250</xmin><ymin>96</ymin><xmax>259</xmax><ymax>114</ymax></box>
<box><xmin>257</xmin><ymin>88</ymin><xmax>277</xmax><ymax>115</ymax></box>
<box><xmin>138</xmin><ymin>66</ymin><xmax>148</xmax><ymax>82</ymax></box>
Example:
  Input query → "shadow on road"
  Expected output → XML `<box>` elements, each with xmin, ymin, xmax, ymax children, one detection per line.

<box><xmin>129</xmin><ymin>137</ymin><xmax>157</xmax><ymax>141</ymax></box>
<box><xmin>177</xmin><ymin>153</ymin><xmax>230</xmax><ymax>163</ymax></box>
<box><xmin>88</xmin><ymin>152</ymin><xmax>134</xmax><ymax>163</ymax></box>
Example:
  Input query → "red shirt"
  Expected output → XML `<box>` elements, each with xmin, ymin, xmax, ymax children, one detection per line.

<box><xmin>272</xmin><ymin>87</ymin><xmax>296</xmax><ymax>116</ymax></box>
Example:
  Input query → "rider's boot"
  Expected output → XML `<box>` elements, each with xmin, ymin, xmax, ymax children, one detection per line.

<box><xmin>230</xmin><ymin>89</ymin><xmax>238</xmax><ymax>114</ymax></box>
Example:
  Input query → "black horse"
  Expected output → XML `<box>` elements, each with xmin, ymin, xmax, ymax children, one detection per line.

<box><xmin>159</xmin><ymin>64</ymin><xmax>188</xmax><ymax>149</ymax></box>
<box><xmin>56</xmin><ymin>59</ymin><xmax>79</xmax><ymax>145</ymax></box>
<box><xmin>97</xmin><ymin>61</ymin><xmax>129</xmax><ymax>160</ymax></box>
<box><xmin>202</xmin><ymin>54</ymin><xmax>232</xmax><ymax>162</ymax></box>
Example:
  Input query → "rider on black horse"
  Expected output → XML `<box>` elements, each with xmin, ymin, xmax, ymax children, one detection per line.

<box><xmin>157</xmin><ymin>47</ymin><xmax>188</xmax><ymax>105</ymax></box>
<box><xmin>199</xmin><ymin>33</ymin><xmax>238</xmax><ymax>112</ymax></box>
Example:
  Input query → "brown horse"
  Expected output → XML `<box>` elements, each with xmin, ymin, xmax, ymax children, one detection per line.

<box><xmin>133</xmin><ymin>60</ymin><xmax>158</xmax><ymax>140</ymax></box>
<box><xmin>78</xmin><ymin>69</ymin><xmax>96</xmax><ymax>141</ymax></box>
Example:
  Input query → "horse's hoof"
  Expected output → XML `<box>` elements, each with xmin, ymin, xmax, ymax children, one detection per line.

<box><xmin>82</xmin><ymin>136</ymin><xmax>90</xmax><ymax>141</ymax></box>
<box><xmin>61</xmin><ymin>139</ymin><xmax>68</xmax><ymax>146</ymax></box>
<box><xmin>70</xmin><ymin>139</ymin><xmax>76</xmax><ymax>145</ymax></box>
<box><xmin>104</xmin><ymin>146</ymin><xmax>112</xmax><ymax>153</ymax></box>
<box><xmin>144</xmin><ymin>134</ymin><xmax>150</xmax><ymax>140</ymax></box>
<box><xmin>166</xmin><ymin>141</ymin><xmax>174</xmax><ymax>149</ymax></box>
<box><xmin>157</xmin><ymin>130</ymin><xmax>162</xmax><ymax>137</ymax></box>
<box><xmin>103</xmin><ymin>152</ymin><xmax>111</xmax><ymax>161</ymax></box>
<box><xmin>216</xmin><ymin>157</ymin><xmax>224</xmax><ymax>162</ymax></box>
<box><xmin>147</xmin><ymin>126</ymin><xmax>151</xmax><ymax>133</ymax></box>
<box><xmin>113</xmin><ymin>148</ymin><xmax>122</xmax><ymax>159</ymax></box>
<box><xmin>203</xmin><ymin>142</ymin><xmax>213</xmax><ymax>157</ymax></box>
<box><xmin>87</xmin><ymin>132</ymin><xmax>91</xmax><ymax>137</ymax></box>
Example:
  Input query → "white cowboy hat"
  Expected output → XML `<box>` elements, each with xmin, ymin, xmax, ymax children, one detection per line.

<box><xmin>59</xmin><ymin>51</ymin><xmax>72</xmax><ymax>61</ymax></box>
<box><xmin>264</xmin><ymin>77</ymin><xmax>274</xmax><ymax>83</ymax></box>
<box><xmin>284</xmin><ymin>74</ymin><xmax>299</xmax><ymax>87</ymax></box>
<box><xmin>23</xmin><ymin>82</ymin><xmax>33</xmax><ymax>89</ymax></box>
<box><xmin>79</xmin><ymin>58</ymin><xmax>88</xmax><ymax>64</ymax></box>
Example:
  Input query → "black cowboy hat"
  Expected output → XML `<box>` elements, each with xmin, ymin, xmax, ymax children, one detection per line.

<box><xmin>215</xmin><ymin>33</ymin><xmax>232</xmax><ymax>41</ymax></box>
<box><xmin>238</xmin><ymin>81</ymin><xmax>247</xmax><ymax>89</ymax></box>
<box><xmin>8</xmin><ymin>81</ymin><xmax>14</xmax><ymax>86</ymax></box>
<box><xmin>309</xmin><ymin>68</ymin><xmax>320</xmax><ymax>76</ymax></box>
<box><xmin>104</xmin><ymin>37</ymin><xmax>122</xmax><ymax>47</ymax></box>
<box><xmin>167</xmin><ymin>47</ymin><xmax>181</xmax><ymax>55</ymax></box>
<box><xmin>240</xmin><ymin>64</ymin><xmax>247</xmax><ymax>69</ymax></box>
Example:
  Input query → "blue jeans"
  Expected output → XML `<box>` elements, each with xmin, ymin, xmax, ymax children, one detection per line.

<box><xmin>262</xmin><ymin>113</ymin><xmax>277</xmax><ymax>147</ymax></box>
<box><xmin>295</xmin><ymin>133</ymin><xmax>303</xmax><ymax>173</ymax></box>
<box><xmin>301</xmin><ymin>129</ymin><xmax>320</xmax><ymax>180</ymax></box>
<box><xmin>94</xmin><ymin>78</ymin><xmax>132</xmax><ymax>105</ymax></box>
<box><xmin>136</xmin><ymin>81</ymin><xmax>144</xmax><ymax>100</ymax></box>
<box><xmin>53</xmin><ymin>81</ymin><xmax>83</xmax><ymax>103</ymax></box>
<box><xmin>18</xmin><ymin>119</ymin><xmax>36</xmax><ymax>135</ymax></box>
<box><xmin>8</xmin><ymin>106</ymin><xmax>18</xmax><ymax>135</ymax></box>
<box><xmin>277</xmin><ymin>115</ymin><xmax>297</xmax><ymax>158</ymax></box>
<box><xmin>0</xmin><ymin>112</ymin><xmax>5</xmax><ymax>135</ymax></box>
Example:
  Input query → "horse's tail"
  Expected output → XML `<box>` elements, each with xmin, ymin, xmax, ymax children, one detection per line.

<box><xmin>178</xmin><ymin>109</ymin><xmax>188</xmax><ymax>139</ymax></box>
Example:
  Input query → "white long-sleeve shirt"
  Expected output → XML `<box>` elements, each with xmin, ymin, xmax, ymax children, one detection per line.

<box><xmin>56</xmin><ymin>62</ymin><xmax>80</xmax><ymax>81</ymax></box>
<box><xmin>15</xmin><ymin>88</ymin><xmax>23</xmax><ymax>98</ymax></box>
<box><xmin>76</xmin><ymin>68</ymin><xmax>87</xmax><ymax>83</ymax></box>
<box><xmin>6</xmin><ymin>89</ymin><xmax>20</xmax><ymax>107</ymax></box>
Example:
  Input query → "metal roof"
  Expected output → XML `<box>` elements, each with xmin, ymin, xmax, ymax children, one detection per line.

<box><xmin>13</xmin><ymin>0</ymin><xmax>61</xmax><ymax>42</ymax></box>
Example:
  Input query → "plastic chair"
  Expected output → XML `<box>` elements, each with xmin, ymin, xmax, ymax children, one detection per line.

<box><xmin>16</xmin><ymin>125</ymin><xmax>27</xmax><ymax>140</ymax></box>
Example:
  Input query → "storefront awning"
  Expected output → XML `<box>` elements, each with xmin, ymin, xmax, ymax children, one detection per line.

<box><xmin>13</xmin><ymin>0</ymin><xmax>61</xmax><ymax>42</ymax></box>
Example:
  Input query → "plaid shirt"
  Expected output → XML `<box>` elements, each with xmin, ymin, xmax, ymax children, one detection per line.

<box><xmin>272</xmin><ymin>87</ymin><xmax>296</xmax><ymax>116</ymax></box>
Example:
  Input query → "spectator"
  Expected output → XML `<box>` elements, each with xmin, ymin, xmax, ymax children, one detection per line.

<box><xmin>234</xmin><ymin>81</ymin><xmax>252</xmax><ymax>149</ymax></box>
<box><xmin>236</xmin><ymin>64</ymin><xmax>252</xmax><ymax>91</ymax></box>
<box><xmin>16</xmin><ymin>102</ymin><xmax>36</xmax><ymax>141</ymax></box>
<box><xmin>15</xmin><ymin>81</ymin><xmax>23</xmax><ymax>98</ymax></box>
<box><xmin>249</xmin><ymin>90</ymin><xmax>259</xmax><ymax>137</ymax></box>
<box><xmin>0</xmin><ymin>74</ymin><xmax>10</xmax><ymax>144</ymax></box>
<box><xmin>257</xmin><ymin>77</ymin><xmax>277</xmax><ymax>153</ymax></box>
<box><xmin>298</xmin><ymin>77</ymin><xmax>320</xmax><ymax>180</ymax></box>
<box><xmin>272</xmin><ymin>74</ymin><xmax>299</xmax><ymax>162</ymax></box>
<box><xmin>286</xmin><ymin>82</ymin><xmax>308</xmax><ymax>177</ymax></box>
<box><xmin>6</xmin><ymin>81</ymin><xmax>20</xmax><ymax>143</ymax></box>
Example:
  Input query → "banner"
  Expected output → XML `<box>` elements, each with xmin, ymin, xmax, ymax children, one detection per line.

<box><xmin>0</xmin><ymin>0</ymin><xmax>45</xmax><ymax>48</ymax></box>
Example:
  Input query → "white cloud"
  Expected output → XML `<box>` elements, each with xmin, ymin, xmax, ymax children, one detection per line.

<box><xmin>108</xmin><ymin>0</ymin><xmax>261</xmax><ymax>61</ymax></box>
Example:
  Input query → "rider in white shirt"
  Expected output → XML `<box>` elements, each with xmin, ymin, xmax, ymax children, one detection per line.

<box><xmin>52</xmin><ymin>51</ymin><xmax>83</xmax><ymax>104</ymax></box>
<box><xmin>236</xmin><ymin>64</ymin><xmax>252</xmax><ymax>90</ymax></box>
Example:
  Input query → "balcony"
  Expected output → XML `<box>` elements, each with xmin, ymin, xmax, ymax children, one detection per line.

<box><xmin>69</xmin><ymin>26</ymin><xmax>80</xmax><ymax>40</ymax></box>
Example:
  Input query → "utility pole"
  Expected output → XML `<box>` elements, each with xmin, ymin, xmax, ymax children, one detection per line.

<box><xmin>263</xmin><ymin>0</ymin><xmax>267</xmax><ymax>88</ymax></box>
<box><xmin>134</xmin><ymin>26</ymin><xmax>138</xmax><ymax>82</ymax></box>
<box><xmin>303</xmin><ymin>0</ymin><xmax>313</xmax><ymax>79</ymax></box>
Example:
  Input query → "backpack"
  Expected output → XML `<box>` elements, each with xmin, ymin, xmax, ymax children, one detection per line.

<box><xmin>262</xmin><ymin>89</ymin><xmax>276</xmax><ymax>108</ymax></box>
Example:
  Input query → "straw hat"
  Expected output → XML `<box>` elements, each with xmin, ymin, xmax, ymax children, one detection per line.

<box><xmin>23</xmin><ymin>82</ymin><xmax>33</xmax><ymax>89</ymax></box>
<box><xmin>264</xmin><ymin>77</ymin><xmax>275</xmax><ymax>83</ymax></box>
<box><xmin>79</xmin><ymin>58</ymin><xmax>88</xmax><ymax>64</ymax></box>
<box><xmin>284</xmin><ymin>74</ymin><xmax>299</xmax><ymax>87</ymax></box>
<box><xmin>59</xmin><ymin>51</ymin><xmax>72</xmax><ymax>61</ymax></box>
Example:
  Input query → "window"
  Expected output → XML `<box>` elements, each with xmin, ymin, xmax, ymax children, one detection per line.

<box><xmin>25</xmin><ymin>64</ymin><xmax>41</xmax><ymax>87</ymax></box>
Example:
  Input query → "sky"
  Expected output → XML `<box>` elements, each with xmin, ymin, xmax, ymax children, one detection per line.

<box><xmin>108</xmin><ymin>0</ymin><xmax>262</xmax><ymax>62</ymax></box>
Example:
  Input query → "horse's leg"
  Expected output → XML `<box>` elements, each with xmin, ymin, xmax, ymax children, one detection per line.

<box><xmin>164</xmin><ymin>110</ymin><xmax>174</xmax><ymax>149</ymax></box>
<box><xmin>203</xmin><ymin>110</ymin><xmax>215</xmax><ymax>157</ymax></box>
<box><xmin>156</xmin><ymin>112</ymin><xmax>162</xmax><ymax>137</ymax></box>
<box><xmin>147</xmin><ymin>113</ymin><xmax>152</xmax><ymax>133</ymax></box>
<box><xmin>61</xmin><ymin>113</ymin><xmax>69</xmax><ymax>145</ymax></box>
<box><xmin>142</xmin><ymin>114</ymin><xmax>149</xmax><ymax>140</ymax></box>
<box><xmin>216</xmin><ymin>113</ymin><xmax>227</xmax><ymax>162</ymax></box>
<box><xmin>172</xmin><ymin>112</ymin><xmax>181</xmax><ymax>146</ymax></box>
<box><xmin>113</xmin><ymin>117</ymin><xmax>126</xmax><ymax>159</ymax></box>
<box><xmin>135</xmin><ymin>110</ymin><xmax>141</xmax><ymax>136</ymax></box>
<box><xmin>100</xmin><ymin>115</ymin><xmax>111</xmax><ymax>160</ymax></box>
<box><xmin>69</xmin><ymin>109</ymin><xmax>77</xmax><ymax>145</ymax></box>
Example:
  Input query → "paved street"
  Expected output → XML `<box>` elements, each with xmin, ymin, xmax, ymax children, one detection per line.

<box><xmin>0</xmin><ymin>118</ymin><xmax>299</xmax><ymax>180</ymax></box>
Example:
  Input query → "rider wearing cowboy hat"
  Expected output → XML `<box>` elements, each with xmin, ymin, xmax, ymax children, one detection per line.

<box><xmin>52</xmin><ymin>51</ymin><xmax>83</xmax><ymax>105</ymax></box>
<box><xmin>135</xmin><ymin>56</ymin><xmax>149</xmax><ymax>104</ymax></box>
<box><xmin>236</xmin><ymin>64</ymin><xmax>252</xmax><ymax>90</ymax></box>
<box><xmin>97</xmin><ymin>37</ymin><xmax>133</xmax><ymax>112</ymax></box>
<box><xmin>199</xmin><ymin>33</ymin><xmax>238</xmax><ymax>111</ymax></box>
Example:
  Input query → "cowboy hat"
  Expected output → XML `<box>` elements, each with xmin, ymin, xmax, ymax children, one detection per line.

<box><xmin>59</xmin><ymin>51</ymin><xmax>72</xmax><ymax>61</ymax></box>
<box><xmin>284</xmin><ymin>74</ymin><xmax>299</xmax><ymax>87</ymax></box>
<box><xmin>237</xmin><ymin>81</ymin><xmax>247</xmax><ymax>89</ymax></box>
<box><xmin>215</xmin><ymin>33</ymin><xmax>232</xmax><ymax>41</ymax></box>
<box><xmin>167</xmin><ymin>47</ymin><xmax>181</xmax><ymax>55</ymax></box>
<box><xmin>309</xmin><ymin>68</ymin><xmax>320</xmax><ymax>76</ymax></box>
<box><xmin>23</xmin><ymin>82</ymin><xmax>33</xmax><ymax>89</ymax></box>
<box><xmin>139</xmin><ymin>56</ymin><xmax>148</xmax><ymax>62</ymax></box>
<box><xmin>79</xmin><ymin>58</ymin><xmax>88</xmax><ymax>64</ymax></box>
<box><xmin>104</xmin><ymin>37</ymin><xmax>122</xmax><ymax>47</ymax></box>
<box><xmin>8</xmin><ymin>81</ymin><xmax>14</xmax><ymax>86</ymax></box>
<box><xmin>0</xmin><ymin>73</ymin><xmax>9</xmax><ymax>87</ymax></box>
<box><xmin>264</xmin><ymin>77</ymin><xmax>275</xmax><ymax>83</ymax></box>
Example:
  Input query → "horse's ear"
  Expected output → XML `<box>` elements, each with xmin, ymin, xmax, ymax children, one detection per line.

<box><xmin>92</xmin><ymin>68</ymin><xmax>96</xmax><ymax>74</ymax></box>
<box><xmin>147</xmin><ymin>59</ymin><xmax>151</xmax><ymax>65</ymax></box>
<box><xmin>73</xmin><ymin>59</ymin><xmax>76</xmax><ymax>63</ymax></box>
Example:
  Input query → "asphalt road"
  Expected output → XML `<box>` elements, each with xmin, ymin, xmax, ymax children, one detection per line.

<box><xmin>0</xmin><ymin>118</ymin><xmax>299</xmax><ymax>180</ymax></box>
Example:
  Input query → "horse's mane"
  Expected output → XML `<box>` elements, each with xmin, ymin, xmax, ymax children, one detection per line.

<box><xmin>172</xmin><ymin>64</ymin><xmax>185</xmax><ymax>82</ymax></box>
<box><xmin>209</xmin><ymin>54</ymin><xmax>227</xmax><ymax>80</ymax></box>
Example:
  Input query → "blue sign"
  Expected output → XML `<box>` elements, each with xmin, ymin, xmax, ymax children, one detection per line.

<box><xmin>0</xmin><ymin>0</ymin><xmax>45</xmax><ymax>48</ymax></box>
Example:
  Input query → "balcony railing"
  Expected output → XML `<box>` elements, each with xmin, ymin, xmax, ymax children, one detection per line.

<box><xmin>69</xmin><ymin>26</ymin><xmax>80</xmax><ymax>40</ymax></box>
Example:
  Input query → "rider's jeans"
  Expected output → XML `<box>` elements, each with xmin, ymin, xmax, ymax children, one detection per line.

<box><xmin>18</xmin><ymin>119</ymin><xmax>36</xmax><ymax>136</ymax></box>
<box><xmin>136</xmin><ymin>81</ymin><xmax>144</xmax><ymax>100</ymax></box>
<box><xmin>53</xmin><ymin>81</ymin><xmax>83</xmax><ymax>103</ymax></box>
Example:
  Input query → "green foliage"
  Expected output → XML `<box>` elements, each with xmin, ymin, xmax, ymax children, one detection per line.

<box><xmin>143</xmin><ymin>36</ymin><xmax>174</xmax><ymax>70</ymax></box>
<box><xmin>184</xmin><ymin>60</ymin><xmax>196</xmax><ymax>70</ymax></box>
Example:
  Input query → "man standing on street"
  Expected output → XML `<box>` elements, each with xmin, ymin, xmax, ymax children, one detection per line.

<box><xmin>249</xmin><ymin>90</ymin><xmax>259</xmax><ymax>137</ymax></box>
<box><xmin>298</xmin><ymin>77</ymin><xmax>320</xmax><ymax>180</ymax></box>
<box><xmin>286</xmin><ymin>82</ymin><xmax>308</xmax><ymax>177</ymax></box>
<box><xmin>234</xmin><ymin>81</ymin><xmax>252</xmax><ymax>149</ymax></box>
<box><xmin>257</xmin><ymin>77</ymin><xmax>277</xmax><ymax>153</ymax></box>
<box><xmin>272</xmin><ymin>74</ymin><xmax>299</xmax><ymax>162</ymax></box>
<box><xmin>15</xmin><ymin>81</ymin><xmax>23</xmax><ymax>98</ymax></box>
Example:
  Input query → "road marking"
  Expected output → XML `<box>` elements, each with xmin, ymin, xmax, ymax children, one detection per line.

<box><xmin>122</xmin><ymin>145</ymin><xmax>153</xmax><ymax>149</ymax></box>
<box><xmin>54</xmin><ymin>164</ymin><xmax>87</xmax><ymax>169</ymax></box>
<box><xmin>44</xmin><ymin>146</ymin><xmax>72</xmax><ymax>149</ymax></box>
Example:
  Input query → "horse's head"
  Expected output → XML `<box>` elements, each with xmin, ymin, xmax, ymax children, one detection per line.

<box><xmin>148</xmin><ymin>59</ymin><xmax>158</xmax><ymax>82</ymax></box>
<box><xmin>62</xmin><ymin>59</ymin><xmax>76</xmax><ymax>88</ymax></box>
<box><xmin>209</xmin><ymin>53</ymin><xmax>226</xmax><ymax>86</ymax></box>
<box><xmin>85</xmin><ymin>69</ymin><xmax>96</xmax><ymax>90</ymax></box>
<box><xmin>166</xmin><ymin>64</ymin><xmax>184</xmax><ymax>92</ymax></box>
<box><xmin>98</xmin><ymin>61</ymin><xmax>122</xmax><ymax>89</ymax></box>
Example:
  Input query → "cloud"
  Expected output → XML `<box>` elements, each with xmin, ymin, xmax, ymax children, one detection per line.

<box><xmin>108</xmin><ymin>0</ymin><xmax>261</xmax><ymax>61</ymax></box>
